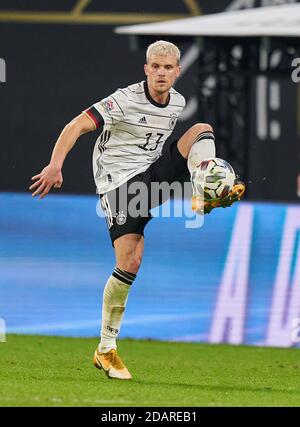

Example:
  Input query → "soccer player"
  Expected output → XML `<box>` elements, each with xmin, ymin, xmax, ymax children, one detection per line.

<box><xmin>30</xmin><ymin>41</ymin><xmax>244</xmax><ymax>380</ymax></box>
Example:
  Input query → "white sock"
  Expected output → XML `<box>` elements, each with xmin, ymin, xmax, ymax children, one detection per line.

<box><xmin>187</xmin><ymin>131</ymin><xmax>216</xmax><ymax>174</ymax></box>
<box><xmin>98</xmin><ymin>268</ymin><xmax>136</xmax><ymax>353</ymax></box>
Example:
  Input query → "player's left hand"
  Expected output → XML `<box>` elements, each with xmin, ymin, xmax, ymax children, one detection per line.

<box><xmin>29</xmin><ymin>164</ymin><xmax>63</xmax><ymax>199</ymax></box>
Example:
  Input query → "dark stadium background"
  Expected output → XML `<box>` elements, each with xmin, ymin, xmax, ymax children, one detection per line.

<box><xmin>1</xmin><ymin>0</ymin><xmax>299</xmax><ymax>200</ymax></box>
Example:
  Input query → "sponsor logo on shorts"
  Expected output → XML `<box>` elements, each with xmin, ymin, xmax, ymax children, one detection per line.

<box><xmin>116</xmin><ymin>211</ymin><xmax>127</xmax><ymax>226</ymax></box>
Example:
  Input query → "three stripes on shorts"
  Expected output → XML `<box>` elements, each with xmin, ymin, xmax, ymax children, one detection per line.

<box><xmin>101</xmin><ymin>194</ymin><xmax>114</xmax><ymax>229</ymax></box>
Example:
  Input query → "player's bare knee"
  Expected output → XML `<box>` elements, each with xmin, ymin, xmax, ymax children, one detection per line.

<box><xmin>185</xmin><ymin>124</ymin><xmax>214</xmax><ymax>149</ymax></box>
<box><xmin>124</xmin><ymin>257</ymin><xmax>141</xmax><ymax>274</ymax></box>
<box><xmin>191</xmin><ymin>122</ymin><xmax>213</xmax><ymax>137</ymax></box>
<box><xmin>132</xmin><ymin>254</ymin><xmax>142</xmax><ymax>272</ymax></box>
<box><xmin>117</xmin><ymin>252</ymin><xmax>142</xmax><ymax>274</ymax></box>
<box><xmin>178</xmin><ymin>123</ymin><xmax>214</xmax><ymax>158</ymax></box>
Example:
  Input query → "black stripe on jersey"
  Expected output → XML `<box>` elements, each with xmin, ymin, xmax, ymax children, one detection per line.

<box><xmin>128</xmin><ymin>100</ymin><xmax>149</xmax><ymax>105</ymax></box>
<box><xmin>117</xmin><ymin>89</ymin><xmax>129</xmax><ymax>97</ymax></box>
<box><xmin>170</xmin><ymin>90</ymin><xmax>183</xmax><ymax>96</ymax></box>
<box><xmin>85</xmin><ymin>106</ymin><xmax>104</xmax><ymax>129</ymax></box>
<box><xmin>170</xmin><ymin>91</ymin><xmax>185</xmax><ymax>101</ymax></box>
<box><xmin>128</xmin><ymin>98</ymin><xmax>185</xmax><ymax>109</ymax></box>
<box><xmin>98</xmin><ymin>130</ymin><xmax>112</xmax><ymax>152</ymax></box>
<box><xmin>127</xmin><ymin>88</ymin><xmax>145</xmax><ymax>94</ymax></box>
<box><xmin>120</xmin><ymin>121</ymin><xmax>170</xmax><ymax>132</ymax></box>
<box><xmin>118</xmin><ymin>129</ymin><xmax>138</xmax><ymax>138</ymax></box>
<box><xmin>110</xmin><ymin>95</ymin><xmax>125</xmax><ymax>116</ymax></box>
<box><xmin>126</xmin><ymin>104</ymin><xmax>178</xmax><ymax>119</ymax></box>
<box><xmin>95</xmin><ymin>130</ymin><xmax>111</xmax><ymax>178</ymax></box>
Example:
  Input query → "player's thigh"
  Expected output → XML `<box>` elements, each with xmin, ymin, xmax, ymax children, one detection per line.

<box><xmin>100</xmin><ymin>175</ymin><xmax>152</xmax><ymax>247</ymax></box>
<box><xmin>150</xmin><ymin>139</ymin><xmax>188</xmax><ymax>184</ymax></box>
<box><xmin>114</xmin><ymin>233</ymin><xmax>144</xmax><ymax>274</ymax></box>
<box><xmin>177</xmin><ymin>123</ymin><xmax>214</xmax><ymax>158</ymax></box>
<box><xmin>148</xmin><ymin>140</ymin><xmax>188</xmax><ymax>208</ymax></box>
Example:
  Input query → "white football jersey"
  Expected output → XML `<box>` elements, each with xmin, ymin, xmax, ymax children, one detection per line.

<box><xmin>84</xmin><ymin>81</ymin><xmax>186</xmax><ymax>195</ymax></box>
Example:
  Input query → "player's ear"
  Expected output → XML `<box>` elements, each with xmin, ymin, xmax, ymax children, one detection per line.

<box><xmin>144</xmin><ymin>63</ymin><xmax>149</xmax><ymax>76</ymax></box>
<box><xmin>176</xmin><ymin>65</ymin><xmax>181</xmax><ymax>78</ymax></box>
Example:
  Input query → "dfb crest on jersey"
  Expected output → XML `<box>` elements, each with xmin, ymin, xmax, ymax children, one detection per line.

<box><xmin>169</xmin><ymin>113</ymin><xmax>177</xmax><ymax>130</ymax></box>
<box><xmin>102</xmin><ymin>98</ymin><xmax>114</xmax><ymax>113</ymax></box>
<box><xmin>116</xmin><ymin>211</ymin><xmax>127</xmax><ymax>226</ymax></box>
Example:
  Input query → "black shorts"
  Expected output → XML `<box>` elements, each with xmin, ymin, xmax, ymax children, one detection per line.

<box><xmin>100</xmin><ymin>139</ymin><xmax>188</xmax><ymax>246</ymax></box>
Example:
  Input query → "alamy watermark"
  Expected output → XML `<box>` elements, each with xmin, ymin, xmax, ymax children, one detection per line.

<box><xmin>291</xmin><ymin>58</ymin><xmax>300</xmax><ymax>83</ymax></box>
<box><xmin>0</xmin><ymin>58</ymin><xmax>6</xmax><ymax>83</ymax></box>
<box><xmin>96</xmin><ymin>179</ymin><xmax>205</xmax><ymax>229</ymax></box>
<box><xmin>0</xmin><ymin>318</ymin><xmax>6</xmax><ymax>342</ymax></box>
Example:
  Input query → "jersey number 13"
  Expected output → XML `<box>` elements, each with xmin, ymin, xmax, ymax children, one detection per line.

<box><xmin>138</xmin><ymin>132</ymin><xmax>164</xmax><ymax>152</ymax></box>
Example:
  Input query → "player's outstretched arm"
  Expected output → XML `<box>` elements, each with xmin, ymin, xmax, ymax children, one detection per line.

<box><xmin>29</xmin><ymin>113</ymin><xmax>95</xmax><ymax>199</ymax></box>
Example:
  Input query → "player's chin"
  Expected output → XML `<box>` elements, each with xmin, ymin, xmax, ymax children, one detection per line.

<box><xmin>155</xmin><ymin>83</ymin><xmax>171</xmax><ymax>93</ymax></box>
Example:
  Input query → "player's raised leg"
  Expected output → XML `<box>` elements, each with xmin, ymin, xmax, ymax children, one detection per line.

<box><xmin>177</xmin><ymin>123</ymin><xmax>245</xmax><ymax>214</ymax></box>
<box><xmin>177</xmin><ymin>123</ymin><xmax>216</xmax><ymax>212</ymax></box>
<box><xmin>94</xmin><ymin>233</ymin><xmax>144</xmax><ymax>380</ymax></box>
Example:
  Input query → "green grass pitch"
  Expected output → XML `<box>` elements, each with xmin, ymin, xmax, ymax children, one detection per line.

<box><xmin>1</xmin><ymin>334</ymin><xmax>300</xmax><ymax>407</ymax></box>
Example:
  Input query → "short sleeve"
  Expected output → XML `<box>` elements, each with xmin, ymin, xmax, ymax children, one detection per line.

<box><xmin>83</xmin><ymin>89</ymin><xmax>128</xmax><ymax>129</ymax></box>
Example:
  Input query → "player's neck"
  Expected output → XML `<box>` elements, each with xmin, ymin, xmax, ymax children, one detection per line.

<box><xmin>149</xmin><ymin>88</ymin><xmax>169</xmax><ymax>105</ymax></box>
<box><xmin>144</xmin><ymin>81</ymin><xmax>170</xmax><ymax>107</ymax></box>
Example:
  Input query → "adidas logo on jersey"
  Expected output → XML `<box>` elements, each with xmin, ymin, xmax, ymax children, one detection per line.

<box><xmin>138</xmin><ymin>116</ymin><xmax>147</xmax><ymax>124</ymax></box>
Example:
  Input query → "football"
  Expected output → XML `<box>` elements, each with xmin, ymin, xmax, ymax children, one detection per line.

<box><xmin>192</xmin><ymin>158</ymin><xmax>236</xmax><ymax>202</ymax></box>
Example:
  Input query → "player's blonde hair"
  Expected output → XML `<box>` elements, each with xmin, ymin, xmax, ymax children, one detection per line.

<box><xmin>146</xmin><ymin>40</ymin><xmax>181</xmax><ymax>65</ymax></box>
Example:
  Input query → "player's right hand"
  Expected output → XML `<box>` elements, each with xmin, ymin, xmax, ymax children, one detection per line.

<box><xmin>29</xmin><ymin>164</ymin><xmax>63</xmax><ymax>199</ymax></box>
